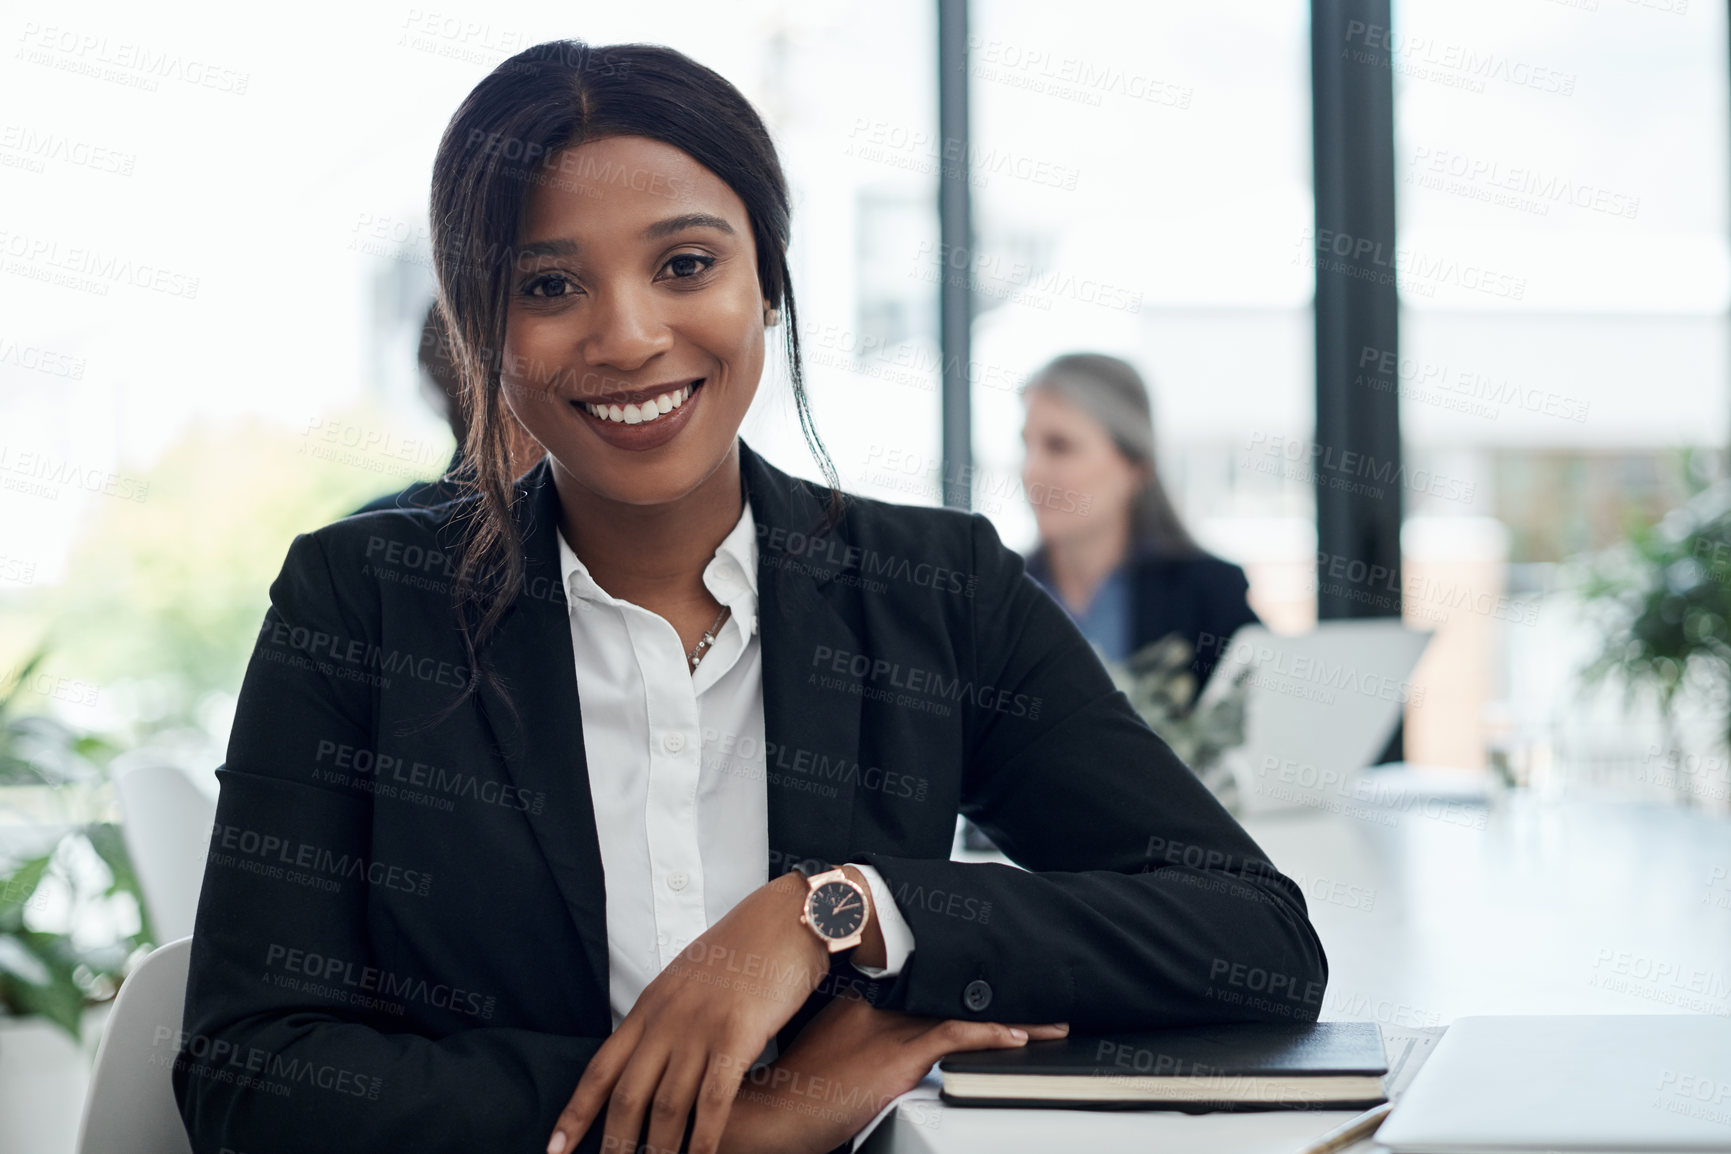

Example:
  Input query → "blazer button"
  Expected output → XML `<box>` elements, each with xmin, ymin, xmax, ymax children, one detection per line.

<box><xmin>962</xmin><ymin>979</ymin><xmax>993</xmax><ymax>1013</ymax></box>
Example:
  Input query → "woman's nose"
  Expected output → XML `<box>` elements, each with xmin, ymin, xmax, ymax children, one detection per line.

<box><xmin>580</xmin><ymin>285</ymin><xmax>673</xmax><ymax>370</ymax></box>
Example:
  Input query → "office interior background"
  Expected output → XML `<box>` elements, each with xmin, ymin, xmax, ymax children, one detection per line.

<box><xmin>1</xmin><ymin>0</ymin><xmax>1727</xmax><ymax>1148</ymax></box>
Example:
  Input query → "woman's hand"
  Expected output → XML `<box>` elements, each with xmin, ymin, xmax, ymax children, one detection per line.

<box><xmin>547</xmin><ymin>870</ymin><xmax>832</xmax><ymax>1154</ymax></box>
<box><xmin>718</xmin><ymin>991</ymin><xmax>1070</xmax><ymax>1154</ymax></box>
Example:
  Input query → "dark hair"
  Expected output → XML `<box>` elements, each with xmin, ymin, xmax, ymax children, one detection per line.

<box><xmin>427</xmin><ymin>39</ymin><xmax>844</xmax><ymax>714</ymax></box>
<box><xmin>1022</xmin><ymin>352</ymin><xmax>1201</xmax><ymax>558</ymax></box>
<box><xmin>418</xmin><ymin>299</ymin><xmax>542</xmax><ymax>481</ymax></box>
<box><xmin>415</xmin><ymin>300</ymin><xmax>466</xmax><ymax>446</ymax></box>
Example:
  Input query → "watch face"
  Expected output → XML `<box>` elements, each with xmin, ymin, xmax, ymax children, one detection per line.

<box><xmin>806</xmin><ymin>880</ymin><xmax>866</xmax><ymax>940</ymax></box>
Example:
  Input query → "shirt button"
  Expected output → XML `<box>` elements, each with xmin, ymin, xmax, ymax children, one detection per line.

<box><xmin>962</xmin><ymin>979</ymin><xmax>993</xmax><ymax>1013</ymax></box>
<box><xmin>666</xmin><ymin>871</ymin><xmax>690</xmax><ymax>892</ymax></box>
<box><xmin>663</xmin><ymin>731</ymin><xmax>686</xmax><ymax>753</ymax></box>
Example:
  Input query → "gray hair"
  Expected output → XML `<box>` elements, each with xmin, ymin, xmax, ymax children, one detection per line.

<box><xmin>1021</xmin><ymin>353</ymin><xmax>1200</xmax><ymax>557</ymax></box>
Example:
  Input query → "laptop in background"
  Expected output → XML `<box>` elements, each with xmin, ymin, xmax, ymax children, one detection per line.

<box><xmin>1194</xmin><ymin>621</ymin><xmax>1431</xmax><ymax>815</ymax></box>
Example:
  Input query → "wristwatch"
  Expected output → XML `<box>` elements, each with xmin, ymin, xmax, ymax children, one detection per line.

<box><xmin>794</xmin><ymin>864</ymin><xmax>871</xmax><ymax>953</ymax></box>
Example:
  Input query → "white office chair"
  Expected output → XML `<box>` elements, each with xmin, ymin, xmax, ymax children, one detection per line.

<box><xmin>113</xmin><ymin>759</ymin><xmax>217</xmax><ymax>943</ymax></box>
<box><xmin>74</xmin><ymin>936</ymin><xmax>195</xmax><ymax>1154</ymax></box>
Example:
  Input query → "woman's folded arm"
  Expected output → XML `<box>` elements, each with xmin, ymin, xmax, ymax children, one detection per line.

<box><xmin>175</xmin><ymin>768</ymin><xmax>612</xmax><ymax>1153</ymax></box>
<box><xmin>175</xmin><ymin>530</ymin><xmax>610</xmax><ymax>1151</ymax></box>
<box><xmin>851</xmin><ymin>514</ymin><xmax>1327</xmax><ymax>1030</ymax></box>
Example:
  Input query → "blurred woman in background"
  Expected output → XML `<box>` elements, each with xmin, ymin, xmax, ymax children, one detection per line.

<box><xmin>1020</xmin><ymin>352</ymin><xmax>1259</xmax><ymax>689</ymax></box>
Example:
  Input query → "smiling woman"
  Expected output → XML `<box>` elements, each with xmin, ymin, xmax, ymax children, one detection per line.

<box><xmin>425</xmin><ymin>42</ymin><xmax>844</xmax><ymax>696</ymax></box>
<box><xmin>173</xmin><ymin>37</ymin><xmax>1327</xmax><ymax>1154</ymax></box>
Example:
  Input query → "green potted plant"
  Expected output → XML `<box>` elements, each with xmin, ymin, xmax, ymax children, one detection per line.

<box><xmin>1101</xmin><ymin>633</ymin><xmax>1251</xmax><ymax>814</ymax></box>
<box><xmin>1576</xmin><ymin>476</ymin><xmax>1731</xmax><ymax>806</ymax></box>
<box><xmin>0</xmin><ymin>651</ymin><xmax>156</xmax><ymax>1148</ymax></box>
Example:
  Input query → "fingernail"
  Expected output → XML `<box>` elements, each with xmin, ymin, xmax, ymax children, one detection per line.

<box><xmin>1010</xmin><ymin>1028</ymin><xmax>1028</xmax><ymax>1041</ymax></box>
<box><xmin>1057</xmin><ymin>1023</ymin><xmax>1071</xmax><ymax>1034</ymax></box>
<box><xmin>548</xmin><ymin>1133</ymin><xmax>567</xmax><ymax>1154</ymax></box>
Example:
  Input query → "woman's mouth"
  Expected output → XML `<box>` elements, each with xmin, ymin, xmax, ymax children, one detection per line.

<box><xmin>579</xmin><ymin>380</ymin><xmax>699</xmax><ymax>425</ymax></box>
<box><xmin>569</xmin><ymin>378</ymin><xmax>707</xmax><ymax>450</ymax></box>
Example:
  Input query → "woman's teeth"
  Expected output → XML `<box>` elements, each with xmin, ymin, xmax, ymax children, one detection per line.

<box><xmin>582</xmin><ymin>382</ymin><xmax>695</xmax><ymax>425</ymax></box>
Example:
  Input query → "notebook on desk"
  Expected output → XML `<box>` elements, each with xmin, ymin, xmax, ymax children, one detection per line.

<box><xmin>937</xmin><ymin>1021</ymin><xmax>1388</xmax><ymax>1111</ymax></box>
<box><xmin>1377</xmin><ymin>1015</ymin><xmax>1731</xmax><ymax>1153</ymax></box>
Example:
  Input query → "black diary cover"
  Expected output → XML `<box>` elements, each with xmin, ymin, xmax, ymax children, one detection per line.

<box><xmin>938</xmin><ymin>1021</ymin><xmax>1389</xmax><ymax>1111</ymax></box>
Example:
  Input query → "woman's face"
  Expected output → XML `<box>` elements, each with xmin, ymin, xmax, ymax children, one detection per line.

<box><xmin>1020</xmin><ymin>389</ymin><xmax>1147</xmax><ymax>546</ymax></box>
<box><xmin>501</xmin><ymin>134</ymin><xmax>767</xmax><ymax>507</ymax></box>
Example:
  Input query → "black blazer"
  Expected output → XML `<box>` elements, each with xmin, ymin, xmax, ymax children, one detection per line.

<box><xmin>1026</xmin><ymin>546</ymin><xmax>1261</xmax><ymax>688</ymax></box>
<box><xmin>175</xmin><ymin>440</ymin><xmax>1326</xmax><ymax>1153</ymax></box>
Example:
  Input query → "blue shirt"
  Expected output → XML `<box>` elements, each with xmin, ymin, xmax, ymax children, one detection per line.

<box><xmin>1030</xmin><ymin>562</ymin><xmax>1132</xmax><ymax>664</ymax></box>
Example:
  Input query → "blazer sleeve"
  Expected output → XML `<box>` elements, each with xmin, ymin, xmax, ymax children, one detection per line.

<box><xmin>853</xmin><ymin>515</ymin><xmax>1327</xmax><ymax>1031</ymax></box>
<box><xmin>174</xmin><ymin>530</ymin><xmax>609</xmax><ymax>1153</ymax></box>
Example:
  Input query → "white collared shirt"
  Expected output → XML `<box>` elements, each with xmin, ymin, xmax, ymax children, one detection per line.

<box><xmin>556</xmin><ymin>498</ymin><xmax>915</xmax><ymax>1031</ymax></box>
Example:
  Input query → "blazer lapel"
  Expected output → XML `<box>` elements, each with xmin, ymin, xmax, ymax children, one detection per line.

<box><xmin>741</xmin><ymin>441</ymin><xmax>863</xmax><ymax>873</ymax></box>
<box><xmin>472</xmin><ymin>459</ymin><xmax>612</xmax><ymax>1011</ymax></box>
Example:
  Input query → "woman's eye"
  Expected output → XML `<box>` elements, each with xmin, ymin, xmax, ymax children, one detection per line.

<box><xmin>524</xmin><ymin>273</ymin><xmax>578</xmax><ymax>299</ymax></box>
<box><xmin>662</xmin><ymin>253</ymin><xmax>716</xmax><ymax>281</ymax></box>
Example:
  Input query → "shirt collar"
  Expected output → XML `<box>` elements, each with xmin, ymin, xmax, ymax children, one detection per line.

<box><xmin>555</xmin><ymin>499</ymin><xmax>759</xmax><ymax>618</ymax></box>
